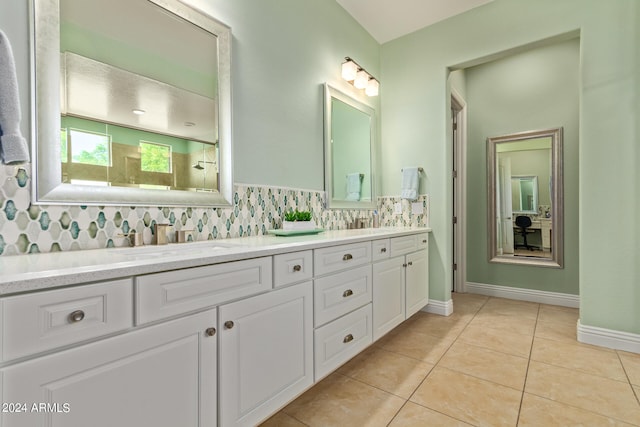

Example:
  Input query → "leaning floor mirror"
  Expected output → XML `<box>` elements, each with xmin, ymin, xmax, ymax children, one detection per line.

<box><xmin>487</xmin><ymin>127</ymin><xmax>564</xmax><ymax>267</ymax></box>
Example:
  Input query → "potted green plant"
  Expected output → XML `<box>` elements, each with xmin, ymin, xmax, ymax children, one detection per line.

<box><xmin>283</xmin><ymin>209</ymin><xmax>316</xmax><ymax>231</ymax></box>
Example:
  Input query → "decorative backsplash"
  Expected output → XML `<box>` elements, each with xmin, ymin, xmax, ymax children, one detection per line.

<box><xmin>0</xmin><ymin>164</ymin><xmax>429</xmax><ymax>256</ymax></box>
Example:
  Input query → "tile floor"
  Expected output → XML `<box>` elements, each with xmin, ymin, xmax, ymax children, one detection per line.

<box><xmin>261</xmin><ymin>293</ymin><xmax>640</xmax><ymax>426</ymax></box>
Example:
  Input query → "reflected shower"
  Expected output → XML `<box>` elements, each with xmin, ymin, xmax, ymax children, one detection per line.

<box><xmin>192</xmin><ymin>160</ymin><xmax>216</xmax><ymax>170</ymax></box>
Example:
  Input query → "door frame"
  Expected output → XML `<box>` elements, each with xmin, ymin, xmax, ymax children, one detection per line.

<box><xmin>452</xmin><ymin>89</ymin><xmax>467</xmax><ymax>293</ymax></box>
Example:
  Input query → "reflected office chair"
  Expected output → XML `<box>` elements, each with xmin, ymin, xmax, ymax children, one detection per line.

<box><xmin>514</xmin><ymin>215</ymin><xmax>538</xmax><ymax>251</ymax></box>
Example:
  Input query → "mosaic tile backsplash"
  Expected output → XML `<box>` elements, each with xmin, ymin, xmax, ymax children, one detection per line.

<box><xmin>0</xmin><ymin>164</ymin><xmax>429</xmax><ymax>257</ymax></box>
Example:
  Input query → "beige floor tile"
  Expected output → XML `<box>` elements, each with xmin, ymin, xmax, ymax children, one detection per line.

<box><xmin>405</xmin><ymin>312</ymin><xmax>470</xmax><ymax>340</ymax></box>
<box><xmin>470</xmin><ymin>310</ymin><xmax>537</xmax><ymax>336</ymax></box>
<box><xmin>538</xmin><ymin>304</ymin><xmax>579</xmax><ymax>324</ymax></box>
<box><xmin>378</xmin><ymin>328</ymin><xmax>455</xmax><ymax>364</ymax></box>
<box><xmin>535</xmin><ymin>319</ymin><xmax>578</xmax><ymax>343</ymax></box>
<box><xmin>259</xmin><ymin>411</ymin><xmax>306</xmax><ymax>427</ymax></box>
<box><xmin>531</xmin><ymin>337</ymin><xmax>627</xmax><ymax>381</ymax></box>
<box><xmin>439</xmin><ymin>341</ymin><xmax>528</xmax><ymax>390</ymax></box>
<box><xmin>518</xmin><ymin>393</ymin><xmax>636</xmax><ymax>427</ymax></box>
<box><xmin>479</xmin><ymin>297</ymin><xmax>539</xmax><ymax>319</ymax></box>
<box><xmin>338</xmin><ymin>347</ymin><xmax>434</xmax><ymax>398</ymax></box>
<box><xmin>451</xmin><ymin>293</ymin><xmax>488</xmax><ymax>314</ymax></box>
<box><xmin>525</xmin><ymin>361</ymin><xmax>640</xmax><ymax>425</ymax></box>
<box><xmin>389</xmin><ymin>402</ymin><xmax>472</xmax><ymax>426</ymax></box>
<box><xmin>283</xmin><ymin>373</ymin><xmax>404</xmax><ymax>427</ymax></box>
<box><xmin>619</xmin><ymin>351</ymin><xmax>640</xmax><ymax>386</ymax></box>
<box><xmin>458</xmin><ymin>324</ymin><xmax>533</xmax><ymax>358</ymax></box>
<box><xmin>410</xmin><ymin>367</ymin><xmax>522</xmax><ymax>427</ymax></box>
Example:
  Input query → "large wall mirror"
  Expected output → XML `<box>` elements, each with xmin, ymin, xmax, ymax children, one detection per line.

<box><xmin>31</xmin><ymin>0</ymin><xmax>232</xmax><ymax>206</ymax></box>
<box><xmin>487</xmin><ymin>127</ymin><xmax>564</xmax><ymax>267</ymax></box>
<box><xmin>323</xmin><ymin>84</ymin><xmax>377</xmax><ymax>209</ymax></box>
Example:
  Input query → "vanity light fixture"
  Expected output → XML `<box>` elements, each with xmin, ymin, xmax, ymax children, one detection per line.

<box><xmin>341</xmin><ymin>57</ymin><xmax>379</xmax><ymax>97</ymax></box>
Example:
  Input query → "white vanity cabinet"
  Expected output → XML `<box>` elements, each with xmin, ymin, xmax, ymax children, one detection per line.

<box><xmin>312</xmin><ymin>242</ymin><xmax>373</xmax><ymax>380</ymax></box>
<box><xmin>0</xmin><ymin>309</ymin><xmax>217</xmax><ymax>427</ymax></box>
<box><xmin>218</xmin><ymin>281</ymin><xmax>313</xmax><ymax>427</ymax></box>
<box><xmin>372</xmin><ymin>233</ymin><xmax>429</xmax><ymax>340</ymax></box>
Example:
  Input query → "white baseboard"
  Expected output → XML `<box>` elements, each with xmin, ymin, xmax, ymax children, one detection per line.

<box><xmin>465</xmin><ymin>282</ymin><xmax>579</xmax><ymax>308</ymax></box>
<box><xmin>577</xmin><ymin>320</ymin><xmax>640</xmax><ymax>353</ymax></box>
<box><xmin>422</xmin><ymin>299</ymin><xmax>453</xmax><ymax>316</ymax></box>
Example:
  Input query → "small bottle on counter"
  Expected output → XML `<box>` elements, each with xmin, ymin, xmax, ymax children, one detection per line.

<box><xmin>372</xmin><ymin>211</ymin><xmax>380</xmax><ymax>228</ymax></box>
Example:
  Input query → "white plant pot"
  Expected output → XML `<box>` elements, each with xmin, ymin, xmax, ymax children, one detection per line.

<box><xmin>283</xmin><ymin>220</ymin><xmax>316</xmax><ymax>231</ymax></box>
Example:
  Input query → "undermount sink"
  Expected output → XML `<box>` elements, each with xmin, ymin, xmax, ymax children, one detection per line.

<box><xmin>112</xmin><ymin>241</ymin><xmax>243</xmax><ymax>259</ymax></box>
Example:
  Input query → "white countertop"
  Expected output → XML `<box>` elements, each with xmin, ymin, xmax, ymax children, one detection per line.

<box><xmin>0</xmin><ymin>227</ymin><xmax>431</xmax><ymax>296</ymax></box>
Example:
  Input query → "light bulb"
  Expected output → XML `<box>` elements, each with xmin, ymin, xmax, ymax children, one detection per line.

<box><xmin>365</xmin><ymin>78</ymin><xmax>379</xmax><ymax>96</ymax></box>
<box><xmin>354</xmin><ymin>70</ymin><xmax>369</xmax><ymax>89</ymax></box>
<box><xmin>341</xmin><ymin>60</ymin><xmax>358</xmax><ymax>81</ymax></box>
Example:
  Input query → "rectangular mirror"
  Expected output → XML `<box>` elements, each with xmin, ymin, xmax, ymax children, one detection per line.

<box><xmin>487</xmin><ymin>128</ymin><xmax>563</xmax><ymax>267</ymax></box>
<box><xmin>323</xmin><ymin>84</ymin><xmax>377</xmax><ymax>209</ymax></box>
<box><xmin>31</xmin><ymin>0</ymin><xmax>232</xmax><ymax>206</ymax></box>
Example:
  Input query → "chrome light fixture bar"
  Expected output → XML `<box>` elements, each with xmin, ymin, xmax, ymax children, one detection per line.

<box><xmin>341</xmin><ymin>57</ymin><xmax>379</xmax><ymax>97</ymax></box>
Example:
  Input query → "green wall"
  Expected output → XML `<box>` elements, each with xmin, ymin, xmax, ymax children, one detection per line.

<box><xmin>464</xmin><ymin>38</ymin><xmax>579</xmax><ymax>295</ymax></box>
<box><xmin>381</xmin><ymin>0</ymin><xmax>638</xmax><ymax>333</ymax></box>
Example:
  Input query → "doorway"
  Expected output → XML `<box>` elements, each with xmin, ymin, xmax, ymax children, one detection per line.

<box><xmin>451</xmin><ymin>89</ymin><xmax>466</xmax><ymax>293</ymax></box>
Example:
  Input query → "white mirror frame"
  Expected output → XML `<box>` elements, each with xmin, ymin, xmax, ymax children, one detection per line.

<box><xmin>30</xmin><ymin>0</ymin><xmax>233</xmax><ymax>207</ymax></box>
<box><xmin>323</xmin><ymin>83</ymin><xmax>377</xmax><ymax>210</ymax></box>
<box><xmin>487</xmin><ymin>127</ymin><xmax>564</xmax><ymax>268</ymax></box>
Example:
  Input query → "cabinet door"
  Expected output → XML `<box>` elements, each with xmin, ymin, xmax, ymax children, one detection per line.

<box><xmin>219</xmin><ymin>281</ymin><xmax>313</xmax><ymax>427</ymax></box>
<box><xmin>406</xmin><ymin>249</ymin><xmax>429</xmax><ymax>317</ymax></box>
<box><xmin>1</xmin><ymin>309</ymin><xmax>217</xmax><ymax>427</ymax></box>
<box><xmin>372</xmin><ymin>257</ymin><xmax>405</xmax><ymax>341</ymax></box>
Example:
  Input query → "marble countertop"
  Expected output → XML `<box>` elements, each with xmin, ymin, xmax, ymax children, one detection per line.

<box><xmin>0</xmin><ymin>227</ymin><xmax>431</xmax><ymax>296</ymax></box>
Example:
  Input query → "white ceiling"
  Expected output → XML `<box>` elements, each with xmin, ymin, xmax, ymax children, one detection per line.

<box><xmin>336</xmin><ymin>0</ymin><xmax>494</xmax><ymax>44</ymax></box>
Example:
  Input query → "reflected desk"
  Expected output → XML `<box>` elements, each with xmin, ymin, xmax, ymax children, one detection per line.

<box><xmin>514</xmin><ymin>219</ymin><xmax>552</xmax><ymax>250</ymax></box>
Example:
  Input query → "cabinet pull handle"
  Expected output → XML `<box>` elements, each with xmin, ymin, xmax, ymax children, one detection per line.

<box><xmin>293</xmin><ymin>264</ymin><xmax>302</xmax><ymax>272</ymax></box>
<box><xmin>380</xmin><ymin>248</ymin><xmax>387</xmax><ymax>253</ymax></box>
<box><xmin>403</xmin><ymin>263</ymin><xmax>407</xmax><ymax>267</ymax></box>
<box><xmin>422</xmin><ymin>239</ymin><xmax>427</xmax><ymax>243</ymax></box>
<box><xmin>68</xmin><ymin>310</ymin><xmax>85</xmax><ymax>323</ymax></box>
<box><xmin>343</xmin><ymin>334</ymin><xmax>354</xmax><ymax>343</ymax></box>
<box><xmin>343</xmin><ymin>253</ymin><xmax>353</xmax><ymax>261</ymax></box>
<box><xmin>205</xmin><ymin>327</ymin><xmax>217</xmax><ymax>337</ymax></box>
<box><xmin>408</xmin><ymin>261</ymin><xmax>413</xmax><ymax>266</ymax></box>
<box><xmin>224</xmin><ymin>321</ymin><xmax>235</xmax><ymax>329</ymax></box>
<box><xmin>343</xmin><ymin>289</ymin><xmax>354</xmax><ymax>298</ymax></box>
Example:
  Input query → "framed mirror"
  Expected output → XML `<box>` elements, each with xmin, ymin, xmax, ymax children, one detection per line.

<box><xmin>323</xmin><ymin>84</ymin><xmax>377</xmax><ymax>209</ymax></box>
<box><xmin>487</xmin><ymin>127</ymin><xmax>563</xmax><ymax>267</ymax></box>
<box><xmin>31</xmin><ymin>0</ymin><xmax>232</xmax><ymax>206</ymax></box>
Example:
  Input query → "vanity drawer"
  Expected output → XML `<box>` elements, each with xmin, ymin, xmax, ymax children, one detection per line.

<box><xmin>1</xmin><ymin>279</ymin><xmax>133</xmax><ymax>362</ymax></box>
<box><xmin>390</xmin><ymin>234</ymin><xmax>418</xmax><ymax>256</ymax></box>
<box><xmin>314</xmin><ymin>241</ymin><xmax>371</xmax><ymax>276</ymax></box>
<box><xmin>372</xmin><ymin>239</ymin><xmax>390</xmax><ymax>261</ymax></box>
<box><xmin>314</xmin><ymin>303</ymin><xmax>372</xmax><ymax>381</ymax></box>
<box><xmin>136</xmin><ymin>257</ymin><xmax>272</xmax><ymax>324</ymax></box>
<box><xmin>314</xmin><ymin>265</ymin><xmax>372</xmax><ymax>327</ymax></box>
<box><xmin>417</xmin><ymin>233</ymin><xmax>429</xmax><ymax>250</ymax></box>
<box><xmin>273</xmin><ymin>250</ymin><xmax>313</xmax><ymax>288</ymax></box>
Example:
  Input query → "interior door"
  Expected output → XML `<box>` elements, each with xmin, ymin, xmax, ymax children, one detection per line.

<box><xmin>498</xmin><ymin>157</ymin><xmax>514</xmax><ymax>254</ymax></box>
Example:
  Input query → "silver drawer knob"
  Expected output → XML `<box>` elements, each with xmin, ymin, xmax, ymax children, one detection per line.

<box><xmin>205</xmin><ymin>327</ymin><xmax>217</xmax><ymax>337</ymax></box>
<box><xmin>407</xmin><ymin>261</ymin><xmax>413</xmax><ymax>266</ymax></box>
<box><xmin>293</xmin><ymin>264</ymin><xmax>302</xmax><ymax>272</ymax></box>
<box><xmin>380</xmin><ymin>248</ymin><xmax>387</xmax><ymax>253</ymax></box>
<box><xmin>343</xmin><ymin>334</ymin><xmax>354</xmax><ymax>343</ymax></box>
<box><xmin>422</xmin><ymin>239</ymin><xmax>427</xmax><ymax>243</ymax></box>
<box><xmin>342</xmin><ymin>253</ymin><xmax>353</xmax><ymax>261</ymax></box>
<box><xmin>68</xmin><ymin>310</ymin><xmax>85</xmax><ymax>323</ymax></box>
<box><xmin>343</xmin><ymin>289</ymin><xmax>354</xmax><ymax>298</ymax></box>
<box><xmin>224</xmin><ymin>321</ymin><xmax>235</xmax><ymax>329</ymax></box>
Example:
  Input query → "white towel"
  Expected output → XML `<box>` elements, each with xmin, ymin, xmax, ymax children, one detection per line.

<box><xmin>401</xmin><ymin>167</ymin><xmax>419</xmax><ymax>200</ymax></box>
<box><xmin>345</xmin><ymin>173</ymin><xmax>362</xmax><ymax>201</ymax></box>
<box><xmin>0</xmin><ymin>30</ymin><xmax>30</xmax><ymax>164</ymax></box>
